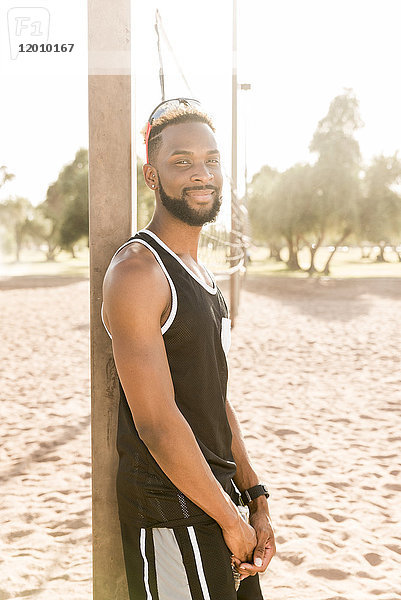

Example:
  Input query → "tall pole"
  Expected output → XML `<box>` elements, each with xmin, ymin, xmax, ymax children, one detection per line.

<box><xmin>240</xmin><ymin>83</ymin><xmax>251</xmax><ymax>272</ymax></box>
<box><xmin>88</xmin><ymin>0</ymin><xmax>132</xmax><ymax>597</ymax></box>
<box><xmin>230</xmin><ymin>0</ymin><xmax>239</xmax><ymax>325</ymax></box>
<box><xmin>155</xmin><ymin>10</ymin><xmax>165</xmax><ymax>101</ymax></box>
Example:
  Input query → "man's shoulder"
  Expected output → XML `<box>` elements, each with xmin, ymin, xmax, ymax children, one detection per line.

<box><xmin>108</xmin><ymin>240</ymin><xmax>164</xmax><ymax>282</ymax></box>
<box><xmin>103</xmin><ymin>239</ymin><xmax>170</xmax><ymax>306</ymax></box>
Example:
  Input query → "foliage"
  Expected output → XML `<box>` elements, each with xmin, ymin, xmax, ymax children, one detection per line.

<box><xmin>36</xmin><ymin>148</ymin><xmax>88</xmax><ymax>259</ymax></box>
<box><xmin>307</xmin><ymin>89</ymin><xmax>363</xmax><ymax>274</ymax></box>
<box><xmin>358</xmin><ymin>153</ymin><xmax>401</xmax><ymax>261</ymax></box>
<box><xmin>0</xmin><ymin>196</ymin><xmax>34</xmax><ymax>261</ymax></box>
<box><xmin>1</xmin><ymin>154</ymin><xmax>154</xmax><ymax>261</ymax></box>
<box><xmin>248</xmin><ymin>89</ymin><xmax>371</xmax><ymax>275</ymax></box>
<box><xmin>0</xmin><ymin>166</ymin><xmax>15</xmax><ymax>189</ymax></box>
<box><xmin>58</xmin><ymin>150</ymin><xmax>89</xmax><ymax>255</ymax></box>
<box><xmin>247</xmin><ymin>166</ymin><xmax>279</xmax><ymax>243</ymax></box>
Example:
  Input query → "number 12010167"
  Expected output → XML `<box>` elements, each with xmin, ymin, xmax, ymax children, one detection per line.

<box><xmin>18</xmin><ymin>43</ymin><xmax>74</xmax><ymax>53</ymax></box>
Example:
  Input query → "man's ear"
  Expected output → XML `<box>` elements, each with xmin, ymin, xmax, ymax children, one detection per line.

<box><xmin>143</xmin><ymin>164</ymin><xmax>159</xmax><ymax>191</ymax></box>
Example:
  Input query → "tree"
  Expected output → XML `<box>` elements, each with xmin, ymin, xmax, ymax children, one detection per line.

<box><xmin>37</xmin><ymin>148</ymin><xmax>88</xmax><ymax>259</ymax></box>
<box><xmin>247</xmin><ymin>165</ymin><xmax>283</xmax><ymax>258</ymax></box>
<box><xmin>266</xmin><ymin>164</ymin><xmax>315</xmax><ymax>270</ymax></box>
<box><xmin>58</xmin><ymin>150</ymin><xmax>89</xmax><ymax>255</ymax></box>
<box><xmin>0</xmin><ymin>196</ymin><xmax>34</xmax><ymax>261</ymax></box>
<box><xmin>0</xmin><ymin>166</ymin><xmax>15</xmax><ymax>189</ymax></box>
<box><xmin>308</xmin><ymin>89</ymin><xmax>363</xmax><ymax>274</ymax></box>
<box><xmin>358</xmin><ymin>153</ymin><xmax>401</xmax><ymax>261</ymax></box>
<box><xmin>248</xmin><ymin>164</ymin><xmax>316</xmax><ymax>270</ymax></box>
<box><xmin>36</xmin><ymin>180</ymin><xmax>65</xmax><ymax>260</ymax></box>
<box><xmin>58</xmin><ymin>148</ymin><xmax>88</xmax><ymax>256</ymax></box>
<box><xmin>247</xmin><ymin>166</ymin><xmax>278</xmax><ymax>240</ymax></box>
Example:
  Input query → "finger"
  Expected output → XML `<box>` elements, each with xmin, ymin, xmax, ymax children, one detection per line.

<box><xmin>231</xmin><ymin>556</ymin><xmax>249</xmax><ymax>570</ymax></box>
<box><xmin>236</xmin><ymin>562</ymin><xmax>259</xmax><ymax>576</ymax></box>
<box><xmin>231</xmin><ymin>556</ymin><xmax>252</xmax><ymax>581</ymax></box>
<box><xmin>260</xmin><ymin>544</ymin><xmax>276</xmax><ymax>571</ymax></box>
<box><xmin>239</xmin><ymin>544</ymin><xmax>276</xmax><ymax>575</ymax></box>
<box><xmin>232</xmin><ymin>557</ymin><xmax>252</xmax><ymax>575</ymax></box>
<box><xmin>252</xmin><ymin>537</ymin><xmax>269</xmax><ymax>568</ymax></box>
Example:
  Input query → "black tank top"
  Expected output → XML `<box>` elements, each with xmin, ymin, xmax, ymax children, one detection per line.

<box><xmin>102</xmin><ymin>229</ymin><xmax>240</xmax><ymax>527</ymax></box>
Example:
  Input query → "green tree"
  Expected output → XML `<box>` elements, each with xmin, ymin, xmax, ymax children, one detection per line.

<box><xmin>308</xmin><ymin>89</ymin><xmax>363</xmax><ymax>274</ymax></box>
<box><xmin>0</xmin><ymin>196</ymin><xmax>34</xmax><ymax>261</ymax></box>
<box><xmin>0</xmin><ymin>166</ymin><xmax>17</xmax><ymax>257</ymax></box>
<box><xmin>358</xmin><ymin>153</ymin><xmax>401</xmax><ymax>261</ymax></box>
<box><xmin>248</xmin><ymin>166</ymin><xmax>278</xmax><ymax>237</ymax></box>
<box><xmin>36</xmin><ymin>180</ymin><xmax>64</xmax><ymax>260</ymax></box>
<box><xmin>58</xmin><ymin>148</ymin><xmax>88</xmax><ymax>256</ymax></box>
<box><xmin>247</xmin><ymin>165</ymin><xmax>282</xmax><ymax>258</ymax></box>
<box><xmin>58</xmin><ymin>150</ymin><xmax>89</xmax><ymax>256</ymax></box>
<box><xmin>266</xmin><ymin>164</ymin><xmax>315</xmax><ymax>270</ymax></box>
<box><xmin>37</xmin><ymin>148</ymin><xmax>88</xmax><ymax>259</ymax></box>
<box><xmin>248</xmin><ymin>164</ymin><xmax>315</xmax><ymax>270</ymax></box>
<box><xmin>0</xmin><ymin>166</ymin><xmax>15</xmax><ymax>189</ymax></box>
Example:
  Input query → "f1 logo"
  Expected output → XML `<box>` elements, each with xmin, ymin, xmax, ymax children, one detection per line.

<box><xmin>7</xmin><ymin>7</ymin><xmax>50</xmax><ymax>59</ymax></box>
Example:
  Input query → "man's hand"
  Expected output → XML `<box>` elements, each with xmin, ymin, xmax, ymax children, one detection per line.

<box><xmin>221</xmin><ymin>513</ymin><xmax>257</xmax><ymax>563</ymax></box>
<box><xmin>232</xmin><ymin>509</ymin><xmax>276</xmax><ymax>580</ymax></box>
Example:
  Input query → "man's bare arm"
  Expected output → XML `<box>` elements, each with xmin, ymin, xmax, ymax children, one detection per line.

<box><xmin>226</xmin><ymin>397</ymin><xmax>276</xmax><ymax>574</ymax></box>
<box><xmin>226</xmin><ymin>397</ymin><xmax>263</xmax><ymax>493</ymax></box>
<box><xmin>103</xmin><ymin>248</ymin><xmax>256</xmax><ymax>561</ymax></box>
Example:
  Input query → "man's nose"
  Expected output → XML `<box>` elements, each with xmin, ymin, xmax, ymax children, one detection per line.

<box><xmin>190</xmin><ymin>163</ymin><xmax>214</xmax><ymax>183</ymax></box>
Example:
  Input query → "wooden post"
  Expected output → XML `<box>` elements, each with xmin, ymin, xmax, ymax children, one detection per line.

<box><xmin>88</xmin><ymin>0</ymin><xmax>133</xmax><ymax>597</ymax></box>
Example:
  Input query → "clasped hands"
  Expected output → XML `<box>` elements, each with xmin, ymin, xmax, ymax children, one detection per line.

<box><xmin>231</xmin><ymin>511</ymin><xmax>276</xmax><ymax>582</ymax></box>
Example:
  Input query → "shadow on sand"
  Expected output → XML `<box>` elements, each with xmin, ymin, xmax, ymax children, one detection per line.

<box><xmin>0</xmin><ymin>274</ymin><xmax>89</xmax><ymax>291</ymax></box>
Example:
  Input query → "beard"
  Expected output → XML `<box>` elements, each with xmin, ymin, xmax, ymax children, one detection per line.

<box><xmin>158</xmin><ymin>180</ymin><xmax>222</xmax><ymax>226</ymax></box>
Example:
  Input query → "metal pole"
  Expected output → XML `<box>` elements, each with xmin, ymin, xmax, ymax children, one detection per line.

<box><xmin>240</xmin><ymin>83</ymin><xmax>251</xmax><ymax>273</ymax></box>
<box><xmin>88</xmin><ymin>0</ymin><xmax>132</xmax><ymax>597</ymax></box>
<box><xmin>155</xmin><ymin>10</ymin><xmax>165</xmax><ymax>101</ymax></box>
<box><xmin>230</xmin><ymin>0</ymin><xmax>239</xmax><ymax>325</ymax></box>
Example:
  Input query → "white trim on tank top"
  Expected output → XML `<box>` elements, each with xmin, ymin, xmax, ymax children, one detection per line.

<box><xmin>138</xmin><ymin>229</ymin><xmax>217</xmax><ymax>295</ymax></box>
<box><xmin>100</xmin><ymin>238</ymin><xmax>178</xmax><ymax>340</ymax></box>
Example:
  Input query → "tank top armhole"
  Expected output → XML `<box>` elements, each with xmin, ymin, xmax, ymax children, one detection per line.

<box><xmin>132</xmin><ymin>239</ymin><xmax>177</xmax><ymax>334</ymax></box>
<box><xmin>101</xmin><ymin>301</ymin><xmax>113</xmax><ymax>339</ymax></box>
<box><xmin>101</xmin><ymin>238</ymin><xmax>177</xmax><ymax>337</ymax></box>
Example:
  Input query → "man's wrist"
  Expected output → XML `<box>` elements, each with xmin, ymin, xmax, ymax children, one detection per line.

<box><xmin>248</xmin><ymin>493</ymin><xmax>269</xmax><ymax>515</ymax></box>
<box><xmin>240</xmin><ymin>483</ymin><xmax>269</xmax><ymax>506</ymax></box>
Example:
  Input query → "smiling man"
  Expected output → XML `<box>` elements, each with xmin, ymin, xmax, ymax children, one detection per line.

<box><xmin>101</xmin><ymin>99</ymin><xmax>275</xmax><ymax>600</ymax></box>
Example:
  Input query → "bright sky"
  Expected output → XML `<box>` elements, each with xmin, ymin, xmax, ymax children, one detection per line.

<box><xmin>1</xmin><ymin>0</ymin><xmax>400</xmax><ymax>207</ymax></box>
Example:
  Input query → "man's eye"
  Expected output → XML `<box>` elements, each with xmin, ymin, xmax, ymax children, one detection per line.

<box><xmin>208</xmin><ymin>158</ymin><xmax>220</xmax><ymax>164</ymax></box>
<box><xmin>176</xmin><ymin>160</ymin><xmax>190</xmax><ymax>164</ymax></box>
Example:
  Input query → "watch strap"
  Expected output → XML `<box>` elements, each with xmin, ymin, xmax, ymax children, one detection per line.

<box><xmin>240</xmin><ymin>484</ymin><xmax>269</xmax><ymax>505</ymax></box>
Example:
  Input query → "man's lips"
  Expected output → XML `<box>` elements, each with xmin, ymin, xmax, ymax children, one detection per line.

<box><xmin>185</xmin><ymin>190</ymin><xmax>215</xmax><ymax>201</ymax></box>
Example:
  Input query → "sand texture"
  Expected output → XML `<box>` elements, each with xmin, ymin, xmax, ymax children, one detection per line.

<box><xmin>1</xmin><ymin>274</ymin><xmax>400</xmax><ymax>600</ymax></box>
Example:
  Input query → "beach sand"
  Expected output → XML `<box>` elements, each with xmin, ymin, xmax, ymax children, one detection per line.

<box><xmin>1</xmin><ymin>274</ymin><xmax>400</xmax><ymax>599</ymax></box>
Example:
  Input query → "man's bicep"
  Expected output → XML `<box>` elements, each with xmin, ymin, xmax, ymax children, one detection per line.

<box><xmin>112</xmin><ymin>328</ymin><xmax>177</xmax><ymax>438</ymax></box>
<box><xmin>105</xmin><ymin>261</ymin><xmax>177</xmax><ymax>437</ymax></box>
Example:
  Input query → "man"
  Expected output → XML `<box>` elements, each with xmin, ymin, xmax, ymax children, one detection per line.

<box><xmin>101</xmin><ymin>98</ymin><xmax>275</xmax><ymax>600</ymax></box>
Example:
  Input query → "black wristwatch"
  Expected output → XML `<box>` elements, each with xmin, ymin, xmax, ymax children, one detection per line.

<box><xmin>240</xmin><ymin>484</ymin><xmax>270</xmax><ymax>506</ymax></box>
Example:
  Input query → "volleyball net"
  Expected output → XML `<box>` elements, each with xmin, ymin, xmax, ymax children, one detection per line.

<box><xmin>139</xmin><ymin>9</ymin><xmax>250</xmax><ymax>317</ymax></box>
<box><xmin>199</xmin><ymin>182</ymin><xmax>249</xmax><ymax>281</ymax></box>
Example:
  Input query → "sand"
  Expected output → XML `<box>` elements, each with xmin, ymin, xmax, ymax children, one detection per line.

<box><xmin>1</xmin><ymin>274</ymin><xmax>400</xmax><ymax>600</ymax></box>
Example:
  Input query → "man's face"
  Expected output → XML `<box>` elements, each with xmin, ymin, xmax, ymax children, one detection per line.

<box><xmin>153</xmin><ymin>121</ymin><xmax>223</xmax><ymax>226</ymax></box>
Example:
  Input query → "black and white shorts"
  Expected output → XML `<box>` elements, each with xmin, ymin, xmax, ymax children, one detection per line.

<box><xmin>120</xmin><ymin>519</ymin><xmax>263</xmax><ymax>600</ymax></box>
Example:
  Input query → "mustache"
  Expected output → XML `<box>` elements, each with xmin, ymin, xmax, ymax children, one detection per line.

<box><xmin>182</xmin><ymin>185</ymin><xmax>220</xmax><ymax>193</ymax></box>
